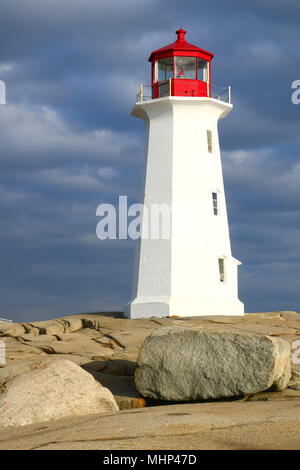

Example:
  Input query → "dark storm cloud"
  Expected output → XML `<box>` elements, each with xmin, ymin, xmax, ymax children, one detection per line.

<box><xmin>0</xmin><ymin>0</ymin><xmax>299</xmax><ymax>320</ymax></box>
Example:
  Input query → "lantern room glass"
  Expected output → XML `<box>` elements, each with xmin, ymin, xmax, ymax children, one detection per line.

<box><xmin>175</xmin><ymin>56</ymin><xmax>196</xmax><ymax>79</ymax></box>
<box><xmin>157</xmin><ymin>57</ymin><xmax>173</xmax><ymax>82</ymax></box>
<box><xmin>198</xmin><ymin>59</ymin><xmax>208</xmax><ymax>82</ymax></box>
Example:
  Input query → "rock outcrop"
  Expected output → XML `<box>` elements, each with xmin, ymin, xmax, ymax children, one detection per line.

<box><xmin>0</xmin><ymin>311</ymin><xmax>299</xmax><ymax>410</ymax></box>
<box><xmin>0</xmin><ymin>357</ymin><xmax>119</xmax><ymax>428</ymax></box>
<box><xmin>0</xmin><ymin>312</ymin><xmax>300</xmax><ymax>449</ymax></box>
<box><xmin>135</xmin><ymin>326</ymin><xmax>291</xmax><ymax>401</ymax></box>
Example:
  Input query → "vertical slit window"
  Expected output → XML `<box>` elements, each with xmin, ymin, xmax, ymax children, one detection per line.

<box><xmin>207</xmin><ymin>130</ymin><xmax>213</xmax><ymax>153</ymax></box>
<box><xmin>219</xmin><ymin>258</ymin><xmax>225</xmax><ymax>282</ymax></box>
<box><xmin>212</xmin><ymin>192</ymin><xmax>218</xmax><ymax>215</ymax></box>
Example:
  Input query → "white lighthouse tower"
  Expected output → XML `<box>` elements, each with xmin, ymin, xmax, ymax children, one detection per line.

<box><xmin>126</xmin><ymin>29</ymin><xmax>244</xmax><ymax>318</ymax></box>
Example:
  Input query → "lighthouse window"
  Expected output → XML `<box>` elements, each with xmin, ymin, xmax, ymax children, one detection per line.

<box><xmin>218</xmin><ymin>258</ymin><xmax>225</xmax><ymax>282</ymax></box>
<box><xmin>157</xmin><ymin>58</ymin><xmax>173</xmax><ymax>82</ymax></box>
<box><xmin>207</xmin><ymin>130</ymin><xmax>213</xmax><ymax>153</ymax></box>
<box><xmin>198</xmin><ymin>59</ymin><xmax>208</xmax><ymax>82</ymax></box>
<box><xmin>175</xmin><ymin>56</ymin><xmax>196</xmax><ymax>79</ymax></box>
<box><xmin>212</xmin><ymin>192</ymin><xmax>218</xmax><ymax>215</ymax></box>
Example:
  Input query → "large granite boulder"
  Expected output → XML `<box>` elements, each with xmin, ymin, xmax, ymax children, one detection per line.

<box><xmin>135</xmin><ymin>326</ymin><xmax>291</xmax><ymax>401</ymax></box>
<box><xmin>0</xmin><ymin>358</ymin><xmax>119</xmax><ymax>428</ymax></box>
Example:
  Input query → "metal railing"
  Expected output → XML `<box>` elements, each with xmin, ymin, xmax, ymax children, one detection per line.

<box><xmin>211</xmin><ymin>84</ymin><xmax>231</xmax><ymax>104</ymax></box>
<box><xmin>136</xmin><ymin>84</ymin><xmax>153</xmax><ymax>102</ymax></box>
<box><xmin>136</xmin><ymin>82</ymin><xmax>232</xmax><ymax>104</ymax></box>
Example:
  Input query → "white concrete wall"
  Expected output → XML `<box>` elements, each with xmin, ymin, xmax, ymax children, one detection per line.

<box><xmin>126</xmin><ymin>96</ymin><xmax>244</xmax><ymax>318</ymax></box>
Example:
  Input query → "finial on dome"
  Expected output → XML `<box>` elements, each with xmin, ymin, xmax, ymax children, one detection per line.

<box><xmin>176</xmin><ymin>28</ymin><xmax>187</xmax><ymax>41</ymax></box>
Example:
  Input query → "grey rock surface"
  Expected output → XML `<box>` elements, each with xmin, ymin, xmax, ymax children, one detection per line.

<box><xmin>135</xmin><ymin>326</ymin><xmax>291</xmax><ymax>401</ymax></box>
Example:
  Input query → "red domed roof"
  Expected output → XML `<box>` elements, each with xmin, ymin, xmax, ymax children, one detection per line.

<box><xmin>149</xmin><ymin>28</ymin><xmax>214</xmax><ymax>62</ymax></box>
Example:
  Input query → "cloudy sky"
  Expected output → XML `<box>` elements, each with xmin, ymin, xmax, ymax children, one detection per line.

<box><xmin>0</xmin><ymin>0</ymin><xmax>299</xmax><ymax>322</ymax></box>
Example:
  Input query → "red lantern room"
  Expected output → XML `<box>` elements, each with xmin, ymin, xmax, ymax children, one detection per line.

<box><xmin>149</xmin><ymin>28</ymin><xmax>214</xmax><ymax>99</ymax></box>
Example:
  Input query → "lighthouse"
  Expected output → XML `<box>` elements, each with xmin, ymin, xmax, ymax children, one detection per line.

<box><xmin>126</xmin><ymin>29</ymin><xmax>244</xmax><ymax>318</ymax></box>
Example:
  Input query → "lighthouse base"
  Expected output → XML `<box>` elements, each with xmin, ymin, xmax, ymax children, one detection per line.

<box><xmin>125</xmin><ymin>298</ymin><xmax>170</xmax><ymax>319</ymax></box>
<box><xmin>125</xmin><ymin>296</ymin><xmax>244</xmax><ymax>319</ymax></box>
